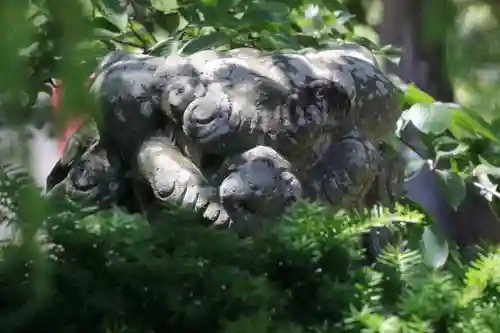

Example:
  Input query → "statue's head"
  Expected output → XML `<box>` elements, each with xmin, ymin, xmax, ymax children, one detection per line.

<box><xmin>216</xmin><ymin>146</ymin><xmax>302</xmax><ymax>223</ymax></box>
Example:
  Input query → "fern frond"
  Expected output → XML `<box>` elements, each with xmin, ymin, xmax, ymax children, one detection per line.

<box><xmin>378</xmin><ymin>247</ymin><xmax>423</xmax><ymax>282</ymax></box>
<box><xmin>462</xmin><ymin>252</ymin><xmax>500</xmax><ymax>305</ymax></box>
<box><xmin>0</xmin><ymin>162</ymin><xmax>34</xmax><ymax>240</ymax></box>
<box><xmin>375</xmin><ymin>246</ymin><xmax>423</xmax><ymax>307</ymax></box>
<box><xmin>397</xmin><ymin>272</ymin><xmax>461</xmax><ymax>321</ymax></box>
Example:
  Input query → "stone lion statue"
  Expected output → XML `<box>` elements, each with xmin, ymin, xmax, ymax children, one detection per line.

<box><xmin>46</xmin><ymin>43</ymin><xmax>404</xmax><ymax>236</ymax></box>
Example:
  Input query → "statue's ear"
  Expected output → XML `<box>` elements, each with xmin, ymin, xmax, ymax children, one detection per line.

<box><xmin>326</xmin><ymin>80</ymin><xmax>351</xmax><ymax>117</ymax></box>
<box><xmin>45</xmin><ymin>160</ymin><xmax>71</xmax><ymax>192</ymax></box>
<box><xmin>45</xmin><ymin>133</ymin><xmax>98</xmax><ymax>193</ymax></box>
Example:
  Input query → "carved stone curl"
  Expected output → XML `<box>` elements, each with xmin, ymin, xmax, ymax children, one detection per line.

<box><xmin>46</xmin><ymin>44</ymin><xmax>403</xmax><ymax>236</ymax></box>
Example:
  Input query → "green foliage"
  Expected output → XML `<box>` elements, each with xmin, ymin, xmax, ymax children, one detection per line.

<box><xmin>0</xmin><ymin>0</ymin><xmax>402</xmax><ymax>130</ymax></box>
<box><xmin>398</xmin><ymin>86</ymin><xmax>500</xmax><ymax>217</ymax></box>
<box><xmin>2</xmin><ymin>164</ymin><xmax>500</xmax><ymax>332</ymax></box>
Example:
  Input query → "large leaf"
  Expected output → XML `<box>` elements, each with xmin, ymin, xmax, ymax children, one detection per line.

<box><xmin>421</xmin><ymin>226</ymin><xmax>449</xmax><ymax>269</ymax></box>
<box><xmin>401</xmin><ymin>103</ymin><xmax>453</xmax><ymax>135</ymax></box>
<box><xmin>434</xmin><ymin>169</ymin><xmax>466</xmax><ymax>211</ymax></box>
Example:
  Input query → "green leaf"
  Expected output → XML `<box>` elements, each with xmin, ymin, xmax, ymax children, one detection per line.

<box><xmin>242</xmin><ymin>2</ymin><xmax>290</xmax><ymax>23</ymax></box>
<box><xmin>148</xmin><ymin>38</ymin><xmax>179</xmax><ymax>56</ymax></box>
<box><xmin>151</xmin><ymin>0</ymin><xmax>178</xmax><ymax>12</ymax></box>
<box><xmin>403</xmin><ymin>83</ymin><xmax>435</xmax><ymax>106</ymax></box>
<box><xmin>95</xmin><ymin>0</ymin><xmax>129</xmax><ymax>31</ymax></box>
<box><xmin>334</xmin><ymin>10</ymin><xmax>355</xmax><ymax>26</ymax></box>
<box><xmin>376</xmin><ymin>44</ymin><xmax>402</xmax><ymax>65</ymax></box>
<box><xmin>349</xmin><ymin>36</ymin><xmax>380</xmax><ymax>52</ymax></box>
<box><xmin>401</xmin><ymin>102</ymin><xmax>452</xmax><ymax>135</ymax></box>
<box><xmin>93</xmin><ymin>16</ymin><xmax>122</xmax><ymax>34</ymax></box>
<box><xmin>432</xmin><ymin>136</ymin><xmax>469</xmax><ymax>160</ymax></box>
<box><xmin>153</xmin><ymin>10</ymin><xmax>180</xmax><ymax>33</ymax></box>
<box><xmin>434</xmin><ymin>169</ymin><xmax>466</xmax><ymax>210</ymax></box>
<box><xmin>421</xmin><ymin>226</ymin><xmax>449</xmax><ymax>269</ymax></box>
<box><xmin>473</xmin><ymin>164</ymin><xmax>500</xmax><ymax>179</ymax></box>
<box><xmin>450</xmin><ymin>106</ymin><xmax>500</xmax><ymax>144</ymax></box>
<box><xmin>179</xmin><ymin>31</ymin><xmax>227</xmax><ymax>55</ymax></box>
<box><xmin>295</xmin><ymin>33</ymin><xmax>320</xmax><ymax>48</ymax></box>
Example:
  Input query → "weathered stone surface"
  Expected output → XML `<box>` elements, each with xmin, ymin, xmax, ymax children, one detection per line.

<box><xmin>46</xmin><ymin>44</ymin><xmax>403</xmax><ymax>236</ymax></box>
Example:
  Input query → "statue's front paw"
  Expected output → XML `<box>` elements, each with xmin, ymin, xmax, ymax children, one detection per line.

<box><xmin>136</xmin><ymin>135</ymin><xmax>232</xmax><ymax>227</ymax></box>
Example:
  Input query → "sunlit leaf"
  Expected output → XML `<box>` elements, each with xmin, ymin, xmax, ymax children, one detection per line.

<box><xmin>401</xmin><ymin>103</ymin><xmax>453</xmax><ymax>135</ymax></box>
<box><xmin>402</xmin><ymin>83</ymin><xmax>435</xmax><ymax>106</ymax></box>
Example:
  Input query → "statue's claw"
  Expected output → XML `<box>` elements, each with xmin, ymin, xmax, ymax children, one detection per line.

<box><xmin>136</xmin><ymin>135</ymin><xmax>232</xmax><ymax>226</ymax></box>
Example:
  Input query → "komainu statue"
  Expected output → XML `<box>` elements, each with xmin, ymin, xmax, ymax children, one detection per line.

<box><xmin>46</xmin><ymin>43</ymin><xmax>404</xmax><ymax>236</ymax></box>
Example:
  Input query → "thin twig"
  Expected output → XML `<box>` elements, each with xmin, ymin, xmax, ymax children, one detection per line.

<box><xmin>473</xmin><ymin>181</ymin><xmax>500</xmax><ymax>200</ymax></box>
